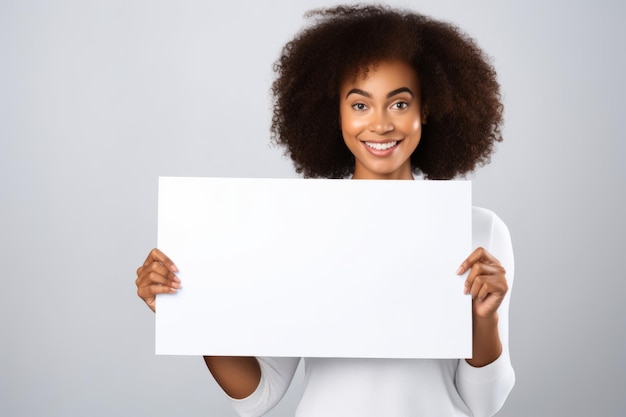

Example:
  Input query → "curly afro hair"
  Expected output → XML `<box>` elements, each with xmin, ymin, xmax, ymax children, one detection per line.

<box><xmin>271</xmin><ymin>4</ymin><xmax>503</xmax><ymax>179</ymax></box>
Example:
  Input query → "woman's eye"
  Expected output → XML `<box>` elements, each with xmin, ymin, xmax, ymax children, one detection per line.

<box><xmin>352</xmin><ymin>103</ymin><xmax>367</xmax><ymax>111</ymax></box>
<box><xmin>393</xmin><ymin>101</ymin><xmax>408</xmax><ymax>110</ymax></box>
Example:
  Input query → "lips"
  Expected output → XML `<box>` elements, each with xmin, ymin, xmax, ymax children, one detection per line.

<box><xmin>365</xmin><ymin>141</ymin><xmax>397</xmax><ymax>150</ymax></box>
<box><xmin>361</xmin><ymin>140</ymin><xmax>402</xmax><ymax>156</ymax></box>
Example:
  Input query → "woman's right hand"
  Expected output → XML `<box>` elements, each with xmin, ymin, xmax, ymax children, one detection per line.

<box><xmin>136</xmin><ymin>248</ymin><xmax>181</xmax><ymax>312</ymax></box>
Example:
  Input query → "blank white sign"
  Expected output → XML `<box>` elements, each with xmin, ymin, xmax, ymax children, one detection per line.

<box><xmin>156</xmin><ymin>177</ymin><xmax>472</xmax><ymax>358</ymax></box>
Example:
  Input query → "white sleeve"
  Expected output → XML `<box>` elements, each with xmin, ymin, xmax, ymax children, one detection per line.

<box><xmin>455</xmin><ymin>208</ymin><xmax>516</xmax><ymax>417</ymax></box>
<box><xmin>228</xmin><ymin>357</ymin><xmax>301</xmax><ymax>417</ymax></box>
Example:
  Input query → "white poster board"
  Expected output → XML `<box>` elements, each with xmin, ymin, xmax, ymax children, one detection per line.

<box><xmin>156</xmin><ymin>177</ymin><xmax>472</xmax><ymax>358</ymax></box>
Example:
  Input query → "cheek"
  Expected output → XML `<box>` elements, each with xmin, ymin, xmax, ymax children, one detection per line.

<box><xmin>403</xmin><ymin>115</ymin><xmax>422</xmax><ymax>135</ymax></box>
<box><xmin>340</xmin><ymin>111</ymin><xmax>367</xmax><ymax>138</ymax></box>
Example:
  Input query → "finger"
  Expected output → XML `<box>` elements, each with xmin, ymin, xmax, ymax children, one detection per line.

<box><xmin>463</xmin><ymin>262</ymin><xmax>503</xmax><ymax>294</ymax></box>
<box><xmin>475</xmin><ymin>279</ymin><xmax>508</xmax><ymax>307</ymax></box>
<box><xmin>466</xmin><ymin>266</ymin><xmax>485</xmax><ymax>298</ymax></box>
<box><xmin>138</xmin><ymin>270</ymin><xmax>181</xmax><ymax>289</ymax></box>
<box><xmin>157</xmin><ymin>266</ymin><xmax>181</xmax><ymax>284</ymax></box>
<box><xmin>143</xmin><ymin>248</ymin><xmax>179</xmax><ymax>273</ymax></box>
<box><xmin>467</xmin><ymin>275</ymin><xmax>508</xmax><ymax>301</ymax></box>
<box><xmin>137</xmin><ymin>262</ymin><xmax>169</xmax><ymax>283</ymax></box>
<box><xmin>138</xmin><ymin>257</ymin><xmax>181</xmax><ymax>285</ymax></box>
<box><xmin>475</xmin><ymin>278</ymin><xmax>497</xmax><ymax>302</ymax></box>
<box><xmin>467</xmin><ymin>274</ymin><xmax>501</xmax><ymax>300</ymax></box>
<box><xmin>456</xmin><ymin>246</ymin><xmax>500</xmax><ymax>275</ymax></box>
<box><xmin>464</xmin><ymin>261</ymin><xmax>486</xmax><ymax>294</ymax></box>
<box><xmin>456</xmin><ymin>247</ymin><xmax>485</xmax><ymax>275</ymax></box>
<box><xmin>137</xmin><ymin>283</ymin><xmax>178</xmax><ymax>302</ymax></box>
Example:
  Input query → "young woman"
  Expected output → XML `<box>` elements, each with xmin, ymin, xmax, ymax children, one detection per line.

<box><xmin>136</xmin><ymin>5</ymin><xmax>515</xmax><ymax>417</ymax></box>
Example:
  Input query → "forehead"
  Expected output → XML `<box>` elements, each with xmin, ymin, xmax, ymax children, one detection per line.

<box><xmin>341</xmin><ymin>60</ymin><xmax>419</xmax><ymax>92</ymax></box>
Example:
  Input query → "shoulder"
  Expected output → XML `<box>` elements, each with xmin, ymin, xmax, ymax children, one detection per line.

<box><xmin>472</xmin><ymin>206</ymin><xmax>506</xmax><ymax>227</ymax></box>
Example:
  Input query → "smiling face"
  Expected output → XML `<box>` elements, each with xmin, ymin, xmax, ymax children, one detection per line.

<box><xmin>339</xmin><ymin>60</ymin><xmax>424</xmax><ymax>180</ymax></box>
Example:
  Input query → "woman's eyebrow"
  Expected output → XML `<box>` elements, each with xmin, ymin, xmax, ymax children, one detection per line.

<box><xmin>386</xmin><ymin>87</ymin><xmax>414</xmax><ymax>98</ymax></box>
<box><xmin>345</xmin><ymin>87</ymin><xmax>414</xmax><ymax>99</ymax></box>
<box><xmin>345</xmin><ymin>88</ymin><xmax>372</xmax><ymax>99</ymax></box>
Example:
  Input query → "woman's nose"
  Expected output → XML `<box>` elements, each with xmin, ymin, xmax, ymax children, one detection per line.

<box><xmin>368</xmin><ymin>110</ymin><xmax>394</xmax><ymax>134</ymax></box>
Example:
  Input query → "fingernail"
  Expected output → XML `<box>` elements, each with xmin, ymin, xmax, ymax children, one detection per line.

<box><xmin>173</xmin><ymin>275</ymin><xmax>181</xmax><ymax>283</ymax></box>
<box><xmin>172</xmin><ymin>264</ymin><xmax>179</xmax><ymax>273</ymax></box>
<box><xmin>456</xmin><ymin>266</ymin><xmax>464</xmax><ymax>275</ymax></box>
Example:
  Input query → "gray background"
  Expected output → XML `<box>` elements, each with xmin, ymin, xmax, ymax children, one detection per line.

<box><xmin>1</xmin><ymin>0</ymin><xmax>624</xmax><ymax>416</ymax></box>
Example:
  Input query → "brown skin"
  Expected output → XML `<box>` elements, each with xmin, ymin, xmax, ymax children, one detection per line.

<box><xmin>457</xmin><ymin>247</ymin><xmax>507</xmax><ymax>367</ymax></box>
<box><xmin>135</xmin><ymin>248</ymin><xmax>181</xmax><ymax>311</ymax></box>
<box><xmin>340</xmin><ymin>61</ymin><xmax>424</xmax><ymax>180</ymax></box>
<box><xmin>203</xmin><ymin>356</ymin><xmax>261</xmax><ymax>399</ymax></box>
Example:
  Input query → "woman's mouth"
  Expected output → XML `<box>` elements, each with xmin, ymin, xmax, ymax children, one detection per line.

<box><xmin>365</xmin><ymin>141</ymin><xmax>397</xmax><ymax>150</ymax></box>
<box><xmin>362</xmin><ymin>140</ymin><xmax>401</xmax><ymax>156</ymax></box>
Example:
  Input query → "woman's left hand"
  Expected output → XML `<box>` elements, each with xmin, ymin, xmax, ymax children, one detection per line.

<box><xmin>456</xmin><ymin>247</ymin><xmax>508</xmax><ymax>320</ymax></box>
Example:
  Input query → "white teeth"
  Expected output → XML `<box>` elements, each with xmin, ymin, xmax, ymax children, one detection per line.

<box><xmin>365</xmin><ymin>141</ymin><xmax>397</xmax><ymax>150</ymax></box>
